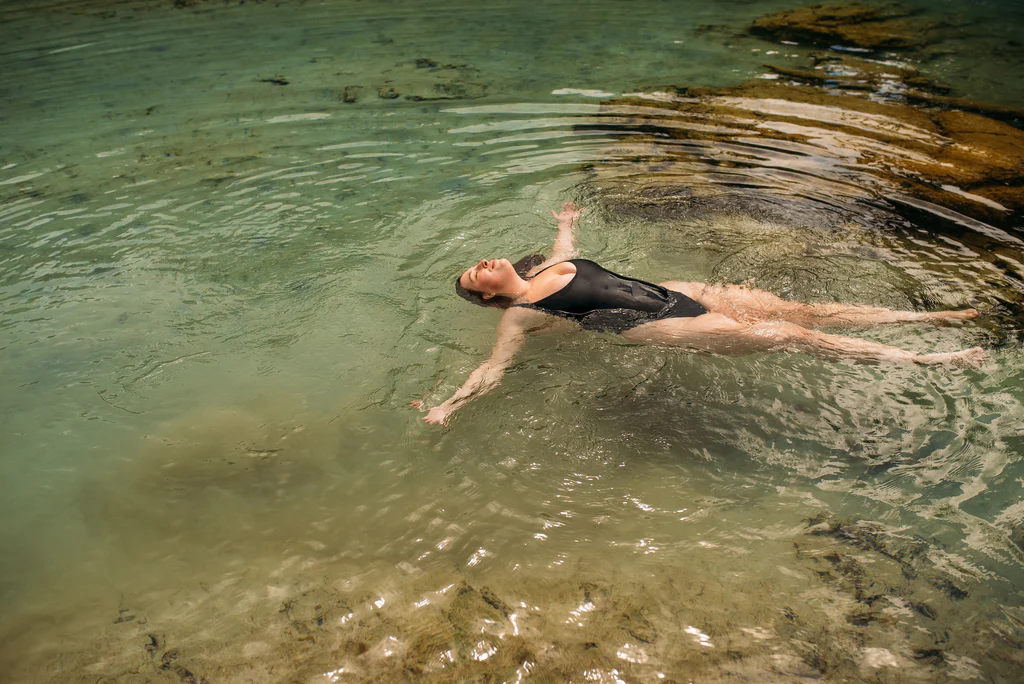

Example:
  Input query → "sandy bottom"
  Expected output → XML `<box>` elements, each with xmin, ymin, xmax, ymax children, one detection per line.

<box><xmin>4</xmin><ymin>511</ymin><xmax>1021</xmax><ymax>683</ymax></box>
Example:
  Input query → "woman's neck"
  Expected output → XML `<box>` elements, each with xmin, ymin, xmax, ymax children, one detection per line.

<box><xmin>504</xmin><ymin>274</ymin><xmax>531</xmax><ymax>301</ymax></box>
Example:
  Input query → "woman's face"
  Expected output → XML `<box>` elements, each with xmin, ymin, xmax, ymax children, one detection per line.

<box><xmin>459</xmin><ymin>258</ymin><xmax>512</xmax><ymax>295</ymax></box>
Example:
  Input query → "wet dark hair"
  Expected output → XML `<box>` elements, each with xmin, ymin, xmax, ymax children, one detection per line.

<box><xmin>455</xmin><ymin>253</ymin><xmax>546</xmax><ymax>309</ymax></box>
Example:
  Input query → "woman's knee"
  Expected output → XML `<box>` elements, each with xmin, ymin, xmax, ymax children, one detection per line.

<box><xmin>691</xmin><ymin>312</ymin><xmax>746</xmax><ymax>332</ymax></box>
<box><xmin>748</xmin><ymin>320</ymin><xmax>805</xmax><ymax>345</ymax></box>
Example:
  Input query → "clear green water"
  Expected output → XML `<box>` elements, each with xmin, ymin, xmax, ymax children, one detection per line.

<box><xmin>1</xmin><ymin>0</ymin><xmax>1023</xmax><ymax>681</ymax></box>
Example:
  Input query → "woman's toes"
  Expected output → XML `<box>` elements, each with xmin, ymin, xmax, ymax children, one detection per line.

<box><xmin>930</xmin><ymin>308</ymin><xmax>979</xmax><ymax>324</ymax></box>
<box><xmin>917</xmin><ymin>347</ymin><xmax>986</xmax><ymax>368</ymax></box>
<box><xmin>957</xmin><ymin>346</ymin><xmax>987</xmax><ymax>368</ymax></box>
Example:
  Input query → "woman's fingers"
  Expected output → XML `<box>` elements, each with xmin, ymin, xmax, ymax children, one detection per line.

<box><xmin>413</xmin><ymin>402</ymin><xmax>449</xmax><ymax>425</ymax></box>
<box><xmin>423</xmin><ymin>406</ymin><xmax>451</xmax><ymax>425</ymax></box>
<box><xmin>553</xmin><ymin>202</ymin><xmax>584</xmax><ymax>220</ymax></box>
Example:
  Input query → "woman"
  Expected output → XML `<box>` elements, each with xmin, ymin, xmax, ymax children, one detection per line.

<box><xmin>413</xmin><ymin>202</ymin><xmax>983</xmax><ymax>425</ymax></box>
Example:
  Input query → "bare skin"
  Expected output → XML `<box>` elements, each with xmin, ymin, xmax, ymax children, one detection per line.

<box><xmin>414</xmin><ymin>202</ymin><xmax>983</xmax><ymax>425</ymax></box>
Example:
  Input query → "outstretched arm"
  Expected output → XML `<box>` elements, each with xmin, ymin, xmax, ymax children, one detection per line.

<box><xmin>413</xmin><ymin>309</ymin><xmax>531</xmax><ymax>425</ymax></box>
<box><xmin>550</xmin><ymin>201</ymin><xmax>583</xmax><ymax>261</ymax></box>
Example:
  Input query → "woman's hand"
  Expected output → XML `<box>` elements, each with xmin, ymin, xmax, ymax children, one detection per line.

<box><xmin>552</xmin><ymin>201</ymin><xmax>584</xmax><ymax>224</ymax></box>
<box><xmin>410</xmin><ymin>400</ymin><xmax>452</xmax><ymax>426</ymax></box>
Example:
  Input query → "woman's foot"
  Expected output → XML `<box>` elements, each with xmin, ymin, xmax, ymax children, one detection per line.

<box><xmin>924</xmin><ymin>308</ymin><xmax>979</xmax><ymax>324</ymax></box>
<box><xmin>916</xmin><ymin>346</ymin><xmax>986</xmax><ymax>368</ymax></box>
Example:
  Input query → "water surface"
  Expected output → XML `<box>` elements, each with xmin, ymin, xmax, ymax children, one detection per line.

<box><xmin>1</xmin><ymin>0</ymin><xmax>1023</xmax><ymax>681</ymax></box>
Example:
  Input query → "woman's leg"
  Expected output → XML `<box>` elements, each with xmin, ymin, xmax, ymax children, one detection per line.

<box><xmin>620</xmin><ymin>313</ymin><xmax>985</xmax><ymax>366</ymax></box>
<box><xmin>660</xmin><ymin>281</ymin><xmax>978</xmax><ymax>329</ymax></box>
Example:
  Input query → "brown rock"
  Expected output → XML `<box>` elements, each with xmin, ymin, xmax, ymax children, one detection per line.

<box><xmin>750</xmin><ymin>3</ymin><xmax>935</xmax><ymax>50</ymax></box>
<box><xmin>911</xmin><ymin>110</ymin><xmax>1024</xmax><ymax>189</ymax></box>
<box><xmin>619</xmin><ymin>607</ymin><xmax>658</xmax><ymax>644</ymax></box>
<box><xmin>605</xmin><ymin>77</ymin><xmax>1024</xmax><ymax>228</ymax></box>
<box><xmin>342</xmin><ymin>86</ymin><xmax>363</xmax><ymax>103</ymax></box>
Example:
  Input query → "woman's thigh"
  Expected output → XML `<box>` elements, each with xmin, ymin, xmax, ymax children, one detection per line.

<box><xmin>619</xmin><ymin>312</ymin><xmax>760</xmax><ymax>353</ymax></box>
<box><xmin>660</xmin><ymin>281</ymin><xmax>798</xmax><ymax>323</ymax></box>
<box><xmin>659</xmin><ymin>281</ymin><xmax>709</xmax><ymax>302</ymax></box>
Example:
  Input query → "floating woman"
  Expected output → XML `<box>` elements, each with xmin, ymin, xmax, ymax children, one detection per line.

<box><xmin>413</xmin><ymin>202</ymin><xmax>984</xmax><ymax>425</ymax></box>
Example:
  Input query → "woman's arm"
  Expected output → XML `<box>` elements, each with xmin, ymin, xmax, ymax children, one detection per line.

<box><xmin>525</xmin><ymin>202</ymin><xmax>585</xmax><ymax>277</ymax></box>
<box><xmin>550</xmin><ymin>201</ymin><xmax>583</xmax><ymax>260</ymax></box>
<box><xmin>413</xmin><ymin>309</ymin><xmax>533</xmax><ymax>425</ymax></box>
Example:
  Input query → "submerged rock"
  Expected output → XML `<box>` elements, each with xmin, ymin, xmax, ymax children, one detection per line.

<box><xmin>1010</xmin><ymin>523</ymin><xmax>1024</xmax><ymax>552</ymax></box>
<box><xmin>589</xmin><ymin>63</ymin><xmax>1024</xmax><ymax>337</ymax></box>
<box><xmin>758</xmin><ymin>51</ymin><xmax>1024</xmax><ymax>127</ymax></box>
<box><xmin>342</xmin><ymin>86</ymin><xmax>363</xmax><ymax>103</ymax></box>
<box><xmin>765</xmin><ymin>51</ymin><xmax>950</xmax><ymax>94</ymax></box>
<box><xmin>591</xmin><ymin>8</ymin><xmax>1024</xmax><ymax>335</ymax></box>
<box><xmin>377</xmin><ymin>60</ymin><xmax>488</xmax><ymax>102</ymax></box>
<box><xmin>600</xmin><ymin>70</ymin><xmax>1024</xmax><ymax>229</ymax></box>
<box><xmin>791</xmin><ymin>513</ymin><xmax>1022</xmax><ymax>680</ymax></box>
<box><xmin>750</xmin><ymin>2</ymin><xmax>945</xmax><ymax>51</ymax></box>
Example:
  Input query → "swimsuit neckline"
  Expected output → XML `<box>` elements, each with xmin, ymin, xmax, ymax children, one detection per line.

<box><xmin>523</xmin><ymin>260</ymin><xmax>579</xmax><ymax>307</ymax></box>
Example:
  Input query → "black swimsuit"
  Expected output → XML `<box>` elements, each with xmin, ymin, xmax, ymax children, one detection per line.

<box><xmin>515</xmin><ymin>259</ymin><xmax>707</xmax><ymax>334</ymax></box>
